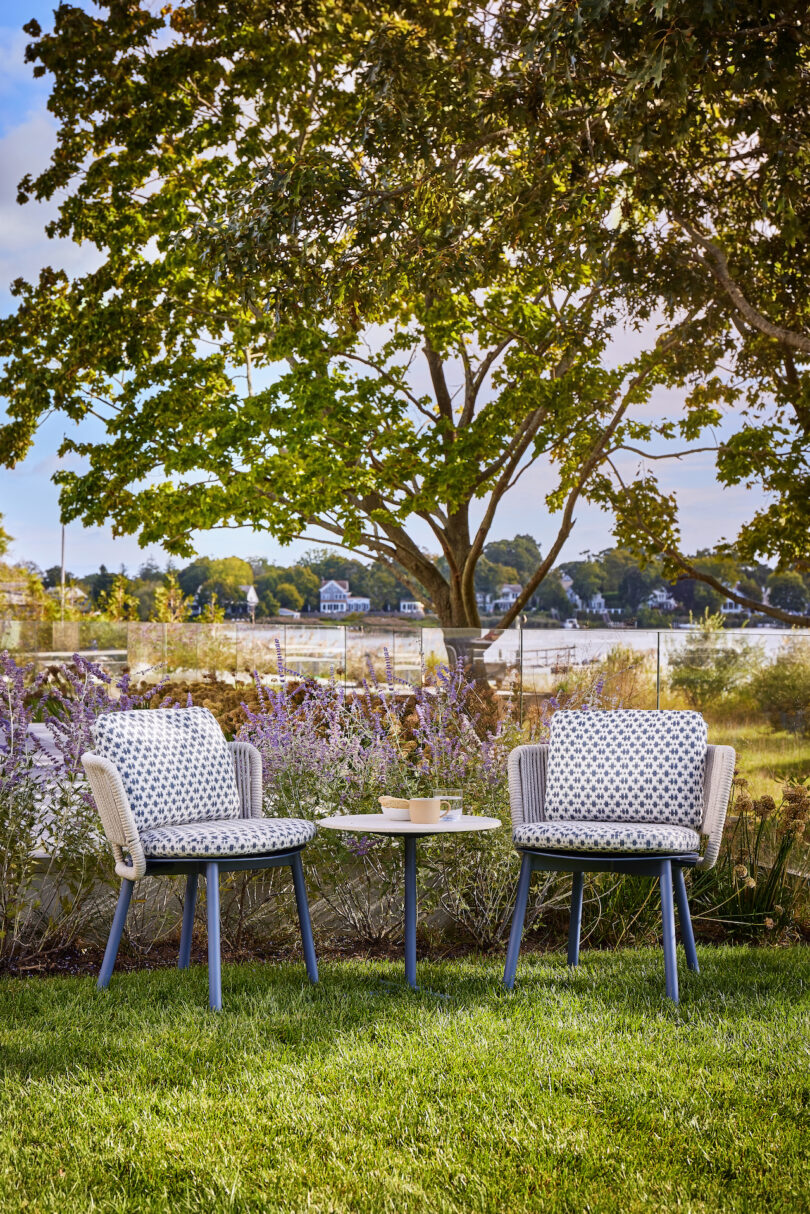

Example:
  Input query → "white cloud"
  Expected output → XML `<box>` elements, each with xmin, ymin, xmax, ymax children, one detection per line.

<box><xmin>0</xmin><ymin>109</ymin><xmax>102</xmax><ymax>295</ymax></box>
<box><xmin>0</xmin><ymin>26</ymin><xmax>37</xmax><ymax>95</ymax></box>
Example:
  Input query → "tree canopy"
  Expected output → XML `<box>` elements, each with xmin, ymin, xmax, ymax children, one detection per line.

<box><xmin>1</xmin><ymin>2</ymin><xmax>808</xmax><ymax>627</ymax></box>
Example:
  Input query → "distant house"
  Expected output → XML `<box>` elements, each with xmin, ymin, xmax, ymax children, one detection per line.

<box><xmin>47</xmin><ymin>585</ymin><xmax>88</xmax><ymax>610</ymax></box>
<box><xmin>721</xmin><ymin>586</ymin><xmax>751</xmax><ymax>616</ymax></box>
<box><xmin>399</xmin><ymin>600</ymin><xmax>424</xmax><ymax>617</ymax></box>
<box><xmin>319</xmin><ymin>579</ymin><xmax>371</xmax><ymax>614</ymax></box>
<box><xmin>225</xmin><ymin>583</ymin><xmax>259</xmax><ymax>621</ymax></box>
<box><xmin>646</xmin><ymin>587</ymin><xmax>678</xmax><ymax>611</ymax></box>
<box><xmin>0</xmin><ymin>579</ymin><xmax>34</xmax><ymax>611</ymax></box>
<box><xmin>491</xmin><ymin>583</ymin><xmax>522</xmax><ymax>613</ymax></box>
<box><xmin>278</xmin><ymin>607</ymin><xmax>301</xmax><ymax>619</ymax></box>
<box><xmin>559</xmin><ymin>572</ymin><xmax>582</xmax><ymax>610</ymax></box>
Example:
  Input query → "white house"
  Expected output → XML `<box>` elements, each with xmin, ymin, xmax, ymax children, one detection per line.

<box><xmin>399</xmin><ymin>600</ymin><xmax>425</xmax><ymax>617</ymax></box>
<box><xmin>721</xmin><ymin>586</ymin><xmax>751</xmax><ymax>616</ymax></box>
<box><xmin>46</xmin><ymin>585</ymin><xmax>88</xmax><ymax>610</ymax></box>
<box><xmin>559</xmin><ymin>572</ymin><xmax>582</xmax><ymax>610</ymax></box>
<box><xmin>646</xmin><ymin>587</ymin><xmax>678</xmax><ymax>611</ymax></box>
<box><xmin>491</xmin><ymin>583</ymin><xmax>522</xmax><ymax>613</ymax></box>
<box><xmin>319</xmin><ymin>579</ymin><xmax>371</xmax><ymax>614</ymax></box>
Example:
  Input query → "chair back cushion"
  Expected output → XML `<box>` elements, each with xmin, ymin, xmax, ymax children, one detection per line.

<box><xmin>93</xmin><ymin>706</ymin><xmax>240</xmax><ymax>832</ymax></box>
<box><xmin>544</xmin><ymin>710</ymin><xmax>706</xmax><ymax>828</ymax></box>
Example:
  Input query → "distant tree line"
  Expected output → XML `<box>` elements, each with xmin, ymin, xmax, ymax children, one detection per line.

<box><xmin>3</xmin><ymin>521</ymin><xmax>807</xmax><ymax>625</ymax></box>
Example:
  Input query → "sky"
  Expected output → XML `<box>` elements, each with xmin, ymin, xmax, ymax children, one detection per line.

<box><xmin>0</xmin><ymin>2</ymin><xmax>764</xmax><ymax>578</ymax></box>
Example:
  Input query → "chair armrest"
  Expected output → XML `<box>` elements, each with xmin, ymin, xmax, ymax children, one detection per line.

<box><xmin>229</xmin><ymin>741</ymin><xmax>263</xmax><ymax>819</ymax></box>
<box><xmin>507</xmin><ymin>743</ymin><xmax>548</xmax><ymax>828</ymax></box>
<box><xmin>81</xmin><ymin>752</ymin><xmax>146</xmax><ymax>880</ymax></box>
<box><xmin>696</xmin><ymin>744</ymin><xmax>736</xmax><ymax>871</ymax></box>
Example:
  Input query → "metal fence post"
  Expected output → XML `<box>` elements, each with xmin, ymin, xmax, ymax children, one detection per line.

<box><xmin>518</xmin><ymin>618</ymin><xmax>524</xmax><ymax>725</ymax></box>
<box><xmin>656</xmin><ymin>632</ymin><xmax>661</xmax><ymax>710</ymax></box>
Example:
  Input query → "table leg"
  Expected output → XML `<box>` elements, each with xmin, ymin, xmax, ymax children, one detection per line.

<box><xmin>404</xmin><ymin>834</ymin><xmax>418</xmax><ymax>989</ymax></box>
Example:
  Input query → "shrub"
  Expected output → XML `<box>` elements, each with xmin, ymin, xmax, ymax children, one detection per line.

<box><xmin>2</xmin><ymin>643</ymin><xmax>807</xmax><ymax>965</ymax></box>
<box><xmin>750</xmin><ymin>642</ymin><xmax>810</xmax><ymax>733</ymax></box>
<box><xmin>0</xmin><ymin>653</ymin><xmax>111</xmax><ymax>960</ymax></box>
<box><xmin>238</xmin><ymin>647</ymin><xmax>536</xmax><ymax>942</ymax></box>
<box><xmin>666</xmin><ymin>613</ymin><xmax>761</xmax><ymax>710</ymax></box>
<box><xmin>691</xmin><ymin>777</ymin><xmax>810</xmax><ymax>934</ymax></box>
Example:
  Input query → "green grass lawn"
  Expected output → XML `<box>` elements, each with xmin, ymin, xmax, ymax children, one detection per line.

<box><xmin>708</xmin><ymin>720</ymin><xmax>810</xmax><ymax>795</ymax></box>
<box><xmin>2</xmin><ymin>948</ymin><xmax>809</xmax><ymax>1213</ymax></box>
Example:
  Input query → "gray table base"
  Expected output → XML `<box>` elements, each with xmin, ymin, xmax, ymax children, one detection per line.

<box><xmin>97</xmin><ymin>847</ymin><xmax>318</xmax><ymax>1011</ymax></box>
<box><xmin>503</xmin><ymin>849</ymin><xmax>700</xmax><ymax>1003</ymax></box>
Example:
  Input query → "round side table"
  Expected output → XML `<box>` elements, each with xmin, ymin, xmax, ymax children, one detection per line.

<box><xmin>318</xmin><ymin>814</ymin><xmax>501</xmax><ymax>989</ymax></box>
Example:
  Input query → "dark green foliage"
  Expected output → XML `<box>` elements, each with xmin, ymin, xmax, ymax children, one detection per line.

<box><xmin>667</xmin><ymin>621</ymin><xmax>761</xmax><ymax>710</ymax></box>
<box><xmin>751</xmin><ymin>644</ymin><xmax>810</xmax><ymax>733</ymax></box>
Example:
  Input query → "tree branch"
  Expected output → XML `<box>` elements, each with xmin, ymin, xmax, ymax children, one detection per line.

<box><xmin>605</xmin><ymin>461</ymin><xmax>810</xmax><ymax>627</ymax></box>
<box><xmin>675</xmin><ymin>215</ymin><xmax>810</xmax><ymax>353</ymax></box>
<box><xmin>422</xmin><ymin>335</ymin><xmax>455</xmax><ymax>424</ymax></box>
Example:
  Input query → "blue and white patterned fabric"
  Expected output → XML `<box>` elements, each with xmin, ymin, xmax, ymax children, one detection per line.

<box><xmin>140</xmin><ymin>817</ymin><xmax>316</xmax><ymax>859</ymax></box>
<box><xmin>544</xmin><ymin>710</ymin><xmax>707</xmax><ymax>827</ymax></box>
<box><xmin>93</xmin><ymin>707</ymin><xmax>240</xmax><ymax>832</ymax></box>
<box><xmin>513</xmin><ymin>820</ymin><xmax>700</xmax><ymax>855</ymax></box>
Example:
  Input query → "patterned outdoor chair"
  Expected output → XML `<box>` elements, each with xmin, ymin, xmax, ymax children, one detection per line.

<box><xmin>502</xmin><ymin>710</ymin><xmax>736</xmax><ymax>1002</ymax></box>
<box><xmin>82</xmin><ymin>706</ymin><xmax>318</xmax><ymax>1010</ymax></box>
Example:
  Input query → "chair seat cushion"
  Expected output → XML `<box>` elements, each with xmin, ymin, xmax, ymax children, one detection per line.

<box><xmin>513</xmin><ymin>819</ymin><xmax>701</xmax><ymax>855</ymax></box>
<box><xmin>141</xmin><ymin>817</ymin><xmax>316</xmax><ymax>859</ymax></box>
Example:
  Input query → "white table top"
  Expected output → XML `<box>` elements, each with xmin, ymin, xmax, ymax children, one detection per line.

<box><xmin>318</xmin><ymin>813</ymin><xmax>502</xmax><ymax>835</ymax></box>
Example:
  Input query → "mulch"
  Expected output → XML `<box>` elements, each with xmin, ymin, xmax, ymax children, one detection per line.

<box><xmin>0</xmin><ymin>916</ymin><xmax>762</xmax><ymax>981</ymax></box>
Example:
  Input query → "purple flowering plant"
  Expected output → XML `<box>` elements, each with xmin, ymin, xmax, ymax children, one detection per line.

<box><xmin>0</xmin><ymin>650</ymin><xmax>169</xmax><ymax>960</ymax></box>
<box><xmin>238</xmin><ymin>643</ymin><xmax>517</xmax><ymax>828</ymax></box>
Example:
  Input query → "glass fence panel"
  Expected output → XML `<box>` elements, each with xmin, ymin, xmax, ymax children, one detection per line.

<box><xmin>75</xmin><ymin>621</ymin><xmax>128</xmax><ymax>679</ymax></box>
<box><xmin>519</xmin><ymin>628</ymin><xmax>658</xmax><ymax>722</ymax></box>
<box><xmin>2</xmin><ymin>617</ymin><xmax>808</xmax><ymax>796</ymax></box>
<box><xmin>164</xmin><ymin>623</ymin><xmax>203</xmax><ymax>681</ymax></box>
<box><xmin>390</xmin><ymin>627</ymin><xmax>422</xmax><ymax>685</ymax></box>
<box><xmin>420</xmin><ymin>627</ymin><xmax>449</xmax><ymax>677</ymax></box>
<box><xmin>438</xmin><ymin>629</ymin><xmax>521</xmax><ymax>699</ymax></box>
<box><xmin>50</xmin><ymin>622</ymin><xmax>80</xmax><ymax>657</ymax></box>
<box><xmin>345</xmin><ymin>627</ymin><xmax>395</xmax><ymax>688</ymax></box>
<box><xmin>234</xmin><ymin>622</ymin><xmax>286</xmax><ymax>681</ymax></box>
<box><xmin>283</xmin><ymin>625</ymin><xmax>345</xmax><ymax>682</ymax></box>
<box><xmin>127</xmin><ymin>623</ymin><xmax>168</xmax><ymax>682</ymax></box>
<box><xmin>0</xmin><ymin>621</ymin><xmax>52</xmax><ymax>664</ymax></box>
<box><xmin>661</xmin><ymin>627</ymin><xmax>810</xmax><ymax>797</ymax></box>
<box><xmin>195</xmin><ymin>624</ymin><xmax>238</xmax><ymax>681</ymax></box>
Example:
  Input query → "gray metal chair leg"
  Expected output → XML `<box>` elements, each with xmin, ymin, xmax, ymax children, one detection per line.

<box><xmin>673</xmin><ymin>865</ymin><xmax>699</xmax><ymax>973</ymax></box>
<box><xmin>178</xmin><ymin>873</ymin><xmax>198</xmax><ymax>970</ymax></box>
<box><xmin>503</xmin><ymin>853</ymin><xmax>533</xmax><ymax>989</ymax></box>
<box><xmin>404</xmin><ymin>835</ymin><xmax>418</xmax><ymax>989</ymax></box>
<box><xmin>568</xmin><ymin>871</ymin><xmax>585</xmax><ymax>967</ymax></box>
<box><xmin>291</xmin><ymin>851</ymin><xmax>318</xmax><ymax>983</ymax></box>
<box><xmin>206</xmin><ymin>862</ymin><xmax>222</xmax><ymax>1012</ymax></box>
<box><xmin>98</xmin><ymin>879</ymin><xmax>134</xmax><ymax>990</ymax></box>
<box><xmin>659</xmin><ymin>860</ymin><xmax>679</xmax><ymax>1003</ymax></box>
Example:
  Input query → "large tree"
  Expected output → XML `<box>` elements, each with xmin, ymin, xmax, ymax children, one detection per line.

<box><xmin>3</xmin><ymin>2</ymin><xmax>800</xmax><ymax>626</ymax></box>
<box><xmin>495</xmin><ymin>0</ymin><xmax>810</xmax><ymax>623</ymax></box>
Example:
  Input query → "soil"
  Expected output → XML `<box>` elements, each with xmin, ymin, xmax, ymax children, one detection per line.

<box><xmin>0</xmin><ymin>915</ymin><xmax>775</xmax><ymax>982</ymax></box>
